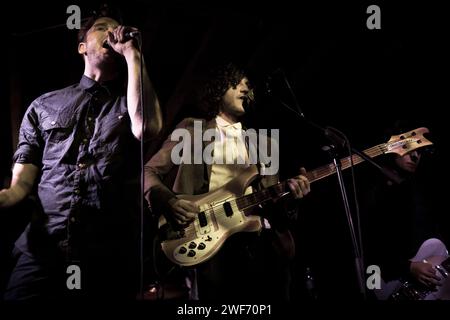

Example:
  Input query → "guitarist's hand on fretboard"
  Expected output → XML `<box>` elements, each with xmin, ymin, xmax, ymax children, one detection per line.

<box><xmin>168</xmin><ymin>198</ymin><xmax>199</xmax><ymax>226</ymax></box>
<box><xmin>287</xmin><ymin>167</ymin><xmax>311</xmax><ymax>199</ymax></box>
<box><xmin>410</xmin><ymin>260</ymin><xmax>441</xmax><ymax>288</ymax></box>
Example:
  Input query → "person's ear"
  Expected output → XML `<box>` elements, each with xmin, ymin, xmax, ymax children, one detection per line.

<box><xmin>78</xmin><ymin>42</ymin><xmax>87</xmax><ymax>56</ymax></box>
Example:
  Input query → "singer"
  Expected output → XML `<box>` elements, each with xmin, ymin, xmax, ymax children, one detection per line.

<box><xmin>144</xmin><ymin>62</ymin><xmax>310</xmax><ymax>301</ymax></box>
<box><xmin>0</xmin><ymin>7</ymin><xmax>162</xmax><ymax>300</ymax></box>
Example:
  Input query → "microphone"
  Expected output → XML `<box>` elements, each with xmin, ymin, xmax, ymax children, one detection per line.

<box><xmin>246</xmin><ymin>89</ymin><xmax>255</xmax><ymax>102</ymax></box>
<box><xmin>242</xmin><ymin>89</ymin><xmax>255</xmax><ymax>111</ymax></box>
<box><xmin>103</xmin><ymin>31</ymin><xmax>140</xmax><ymax>49</ymax></box>
<box><xmin>125</xmin><ymin>31</ymin><xmax>140</xmax><ymax>38</ymax></box>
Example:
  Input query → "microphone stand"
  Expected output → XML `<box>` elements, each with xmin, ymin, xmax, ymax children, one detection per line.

<box><xmin>273</xmin><ymin>70</ymin><xmax>375</xmax><ymax>299</ymax></box>
<box><xmin>309</xmin><ymin>126</ymin><xmax>402</xmax><ymax>299</ymax></box>
<box><xmin>137</xmin><ymin>33</ymin><xmax>146</xmax><ymax>301</ymax></box>
<box><xmin>308</xmin><ymin>122</ymin><xmax>367</xmax><ymax>300</ymax></box>
<box><xmin>273</xmin><ymin>69</ymin><xmax>403</xmax><ymax>184</ymax></box>
<box><xmin>350</xmin><ymin>148</ymin><xmax>404</xmax><ymax>185</ymax></box>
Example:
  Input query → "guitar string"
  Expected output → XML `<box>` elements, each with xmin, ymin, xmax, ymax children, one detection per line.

<box><xmin>179</xmin><ymin>140</ymin><xmax>423</xmax><ymax>236</ymax></box>
<box><xmin>181</xmin><ymin>144</ymin><xmax>388</xmax><ymax>235</ymax></box>
<box><xmin>170</xmin><ymin>136</ymin><xmax>427</xmax><ymax>261</ymax></box>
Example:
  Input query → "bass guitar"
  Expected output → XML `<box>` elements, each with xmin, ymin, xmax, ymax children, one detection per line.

<box><xmin>159</xmin><ymin>127</ymin><xmax>433</xmax><ymax>266</ymax></box>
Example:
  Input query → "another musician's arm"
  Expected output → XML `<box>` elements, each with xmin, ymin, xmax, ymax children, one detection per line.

<box><xmin>144</xmin><ymin>138</ymin><xmax>178</xmax><ymax>211</ymax></box>
<box><xmin>0</xmin><ymin>163</ymin><xmax>39</xmax><ymax>208</ymax></box>
<box><xmin>144</xmin><ymin>118</ymin><xmax>198</xmax><ymax>225</ymax></box>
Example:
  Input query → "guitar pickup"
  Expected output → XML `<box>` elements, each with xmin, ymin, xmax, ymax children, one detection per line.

<box><xmin>198</xmin><ymin>212</ymin><xmax>207</xmax><ymax>227</ymax></box>
<box><xmin>196</xmin><ymin>211</ymin><xmax>211</xmax><ymax>235</ymax></box>
<box><xmin>223</xmin><ymin>202</ymin><xmax>233</xmax><ymax>217</ymax></box>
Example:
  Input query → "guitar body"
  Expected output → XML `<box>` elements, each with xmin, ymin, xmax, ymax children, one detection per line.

<box><xmin>159</xmin><ymin>165</ymin><xmax>263</xmax><ymax>266</ymax></box>
<box><xmin>375</xmin><ymin>238</ymin><xmax>450</xmax><ymax>300</ymax></box>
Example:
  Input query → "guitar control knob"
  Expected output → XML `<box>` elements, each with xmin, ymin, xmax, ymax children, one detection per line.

<box><xmin>189</xmin><ymin>242</ymin><xmax>197</xmax><ymax>249</ymax></box>
<box><xmin>187</xmin><ymin>250</ymin><xmax>196</xmax><ymax>257</ymax></box>
<box><xmin>198</xmin><ymin>243</ymin><xmax>206</xmax><ymax>250</ymax></box>
<box><xmin>178</xmin><ymin>247</ymin><xmax>187</xmax><ymax>254</ymax></box>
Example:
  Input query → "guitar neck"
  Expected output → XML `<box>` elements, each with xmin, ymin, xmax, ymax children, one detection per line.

<box><xmin>306</xmin><ymin>143</ymin><xmax>387</xmax><ymax>183</ymax></box>
<box><xmin>236</xmin><ymin>143</ymin><xmax>387</xmax><ymax>211</ymax></box>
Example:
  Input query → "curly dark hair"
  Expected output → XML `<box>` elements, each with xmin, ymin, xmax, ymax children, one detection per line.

<box><xmin>197</xmin><ymin>63</ymin><xmax>251</xmax><ymax>119</ymax></box>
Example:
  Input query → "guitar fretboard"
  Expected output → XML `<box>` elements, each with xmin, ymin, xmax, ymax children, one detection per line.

<box><xmin>236</xmin><ymin>181</ymin><xmax>289</xmax><ymax>211</ymax></box>
<box><xmin>235</xmin><ymin>143</ymin><xmax>387</xmax><ymax>210</ymax></box>
<box><xmin>306</xmin><ymin>143</ymin><xmax>387</xmax><ymax>183</ymax></box>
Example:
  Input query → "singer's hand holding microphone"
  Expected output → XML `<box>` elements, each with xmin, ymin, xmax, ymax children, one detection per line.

<box><xmin>105</xmin><ymin>25</ymin><xmax>140</xmax><ymax>56</ymax></box>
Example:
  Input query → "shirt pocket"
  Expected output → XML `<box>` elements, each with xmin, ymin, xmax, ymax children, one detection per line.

<box><xmin>40</xmin><ymin>114</ymin><xmax>75</xmax><ymax>143</ymax></box>
<box><xmin>101</xmin><ymin>111</ymin><xmax>129</xmax><ymax>138</ymax></box>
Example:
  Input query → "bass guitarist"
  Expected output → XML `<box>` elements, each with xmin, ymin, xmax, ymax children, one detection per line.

<box><xmin>361</xmin><ymin>121</ymin><xmax>448</xmax><ymax>299</ymax></box>
<box><xmin>144</xmin><ymin>63</ymin><xmax>311</xmax><ymax>302</ymax></box>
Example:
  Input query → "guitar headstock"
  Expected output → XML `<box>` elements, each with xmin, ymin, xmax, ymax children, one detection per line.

<box><xmin>384</xmin><ymin>127</ymin><xmax>433</xmax><ymax>156</ymax></box>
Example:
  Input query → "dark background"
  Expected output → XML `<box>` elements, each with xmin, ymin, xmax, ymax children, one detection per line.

<box><xmin>1</xmin><ymin>0</ymin><xmax>449</xmax><ymax>301</ymax></box>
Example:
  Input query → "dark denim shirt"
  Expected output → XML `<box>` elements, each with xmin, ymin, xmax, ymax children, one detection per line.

<box><xmin>13</xmin><ymin>75</ymin><xmax>141</xmax><ymax>254</ymax></box>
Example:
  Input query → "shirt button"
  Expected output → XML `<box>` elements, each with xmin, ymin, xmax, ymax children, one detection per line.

<box><xmin>88</xmin><ymin>117</ymin><xmax>93</xmax><ymax>122</ymax></box>
<box><xmin>77</xmin><ymin>163</ymin><xmax>86</xmax><ymax>169</ymax></box>
<box><xmin>82</xmin><ymin>138</ymin><xmax>89</xmax><ymax>143</ymax></box>
<box><xmin>74</xmin><ymin>189</ymin><xmax>80</xmax><ymax>195</ymax></box>
<box><xmin>70</xmin><ymin>217</ymin><xmax>76</xmax><ymax>223</ymax></box>
<box><xmin>51</xmin><ymin>121</ymin><xmax>56</xmax><ymax>125</ymax></box>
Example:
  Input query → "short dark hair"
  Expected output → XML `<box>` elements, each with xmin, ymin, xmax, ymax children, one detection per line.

<box><xmin>77</xmin><ymin>3</ymin><xmax>123</xmax><ymax>43</ymax></box>
<box><xmin>197</xmin><ymin>63</ymin><xmax>250</xmax><ymax>118</ymax></box>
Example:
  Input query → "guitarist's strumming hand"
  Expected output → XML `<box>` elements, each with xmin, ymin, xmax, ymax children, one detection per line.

<box><xmin>168</xmin><ymin>198</ymin><xmax>199</xmax><ymax>226</ymax></box>
<box><xmin>410</xmin><ymin>260</ymin><xmax>441</xmax><ymax>288</ymax></box>
<box><xmin>287</xmin><ymin>167</ymin><xmax>311</xmax><ymax>199</ymax></box>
